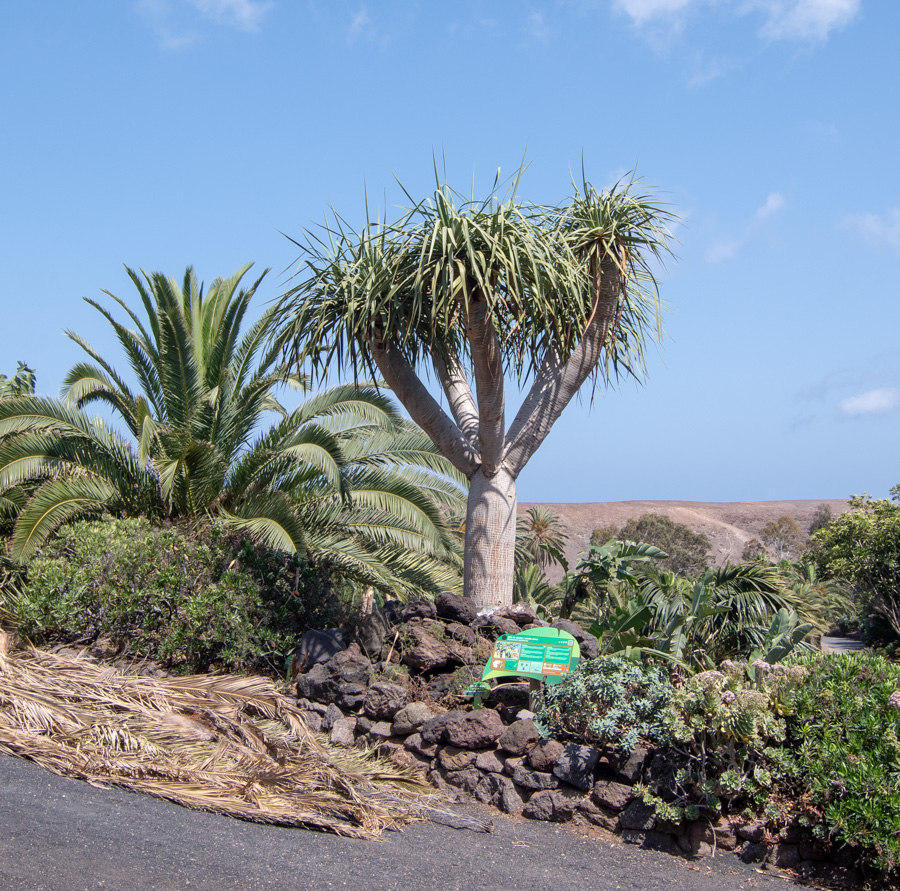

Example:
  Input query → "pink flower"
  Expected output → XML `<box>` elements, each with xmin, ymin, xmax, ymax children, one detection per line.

<box><xmin>721</xmin><ymin>691</ymin><xmax>736</xmax><ymax>704</ymax></box>
<box><xmin>752</xmin><ymin>659</ymin><xmax>771</xmax><ymax>672</ymax></box>
<box><xmin>888</xmin><ymin>691</ymin><xmax>900</xmax><ymax>711</ymax></box>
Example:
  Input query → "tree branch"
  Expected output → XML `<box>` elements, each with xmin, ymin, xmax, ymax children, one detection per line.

<box><xmin>432</xmin><ymin>350</ymin><xmax>479</xmax><ymax>447</ymax></box>
<box><xmin>369</xmin><ymin>331</ymin><xmax>480</xmax><ymax>479</ymax></box>
<box><xmin>503</xmin><ymin>254</ymin><xmax>622</xmax><ymax>477</ymax></box>
<box><xmin>466</xmin><ymin>294</ymin><xmax>505</xmax><ymax>476</ymax></box>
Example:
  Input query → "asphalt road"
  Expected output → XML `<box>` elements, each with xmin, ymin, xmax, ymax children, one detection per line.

<box><xmin>1</xmin><ymin>754</ymin><xmax>791</xmax><ymax>891</ymax></box>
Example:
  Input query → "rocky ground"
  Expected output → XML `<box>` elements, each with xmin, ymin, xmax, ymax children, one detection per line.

<box><xmin>518</xmin><ymin>499</ymin><xmax>851</xmax><ymax>575</ymax></box>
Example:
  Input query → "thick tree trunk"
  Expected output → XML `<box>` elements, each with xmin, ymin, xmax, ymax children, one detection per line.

<box><xmin>464</xmin><ymin>465</ymin><xmax>517</xmax><ymax>610</ymax></box>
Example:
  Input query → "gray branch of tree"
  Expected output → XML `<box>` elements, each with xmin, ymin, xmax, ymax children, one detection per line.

<box><xmin>503</xmin><ymin>256</ymin><xmax>621</xmax><ymax>477</ymax></box>
<box><xmin>369</xmin><ymin>333</ymin><xmax>480</xmax><ymax>479</ymax></box>
<box><xmin>432</xmin><ymin>351</ymin><xmax>480</xmax><ymax>448</ymax></box>
<box><xmin>466</xmin><ymin>295</ymin><xmax>505</xmax><ymax>477</ymax></box>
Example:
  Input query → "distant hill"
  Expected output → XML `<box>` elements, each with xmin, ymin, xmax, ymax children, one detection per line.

<box><xmin>517</xmin><ymin>499</ymin><xmax>851</xmax><ymax>578</ymax></box>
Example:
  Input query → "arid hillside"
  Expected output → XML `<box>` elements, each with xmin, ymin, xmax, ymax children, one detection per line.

<box><xmin>518</xmin><ymin>499</ymin><xmax>851</xmax><ymax>577</ymax></box>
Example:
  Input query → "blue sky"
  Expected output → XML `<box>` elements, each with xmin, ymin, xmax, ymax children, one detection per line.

<box><xmin>2</xmin><ymin>1</ymin><xmax>898</xmax><ymax>504</ymax></box>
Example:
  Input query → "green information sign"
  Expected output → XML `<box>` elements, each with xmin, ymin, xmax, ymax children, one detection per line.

<box><xmin>480</xmin><ymin>626</ymin><xmax>580</xmax><ymax>686</ymax></box>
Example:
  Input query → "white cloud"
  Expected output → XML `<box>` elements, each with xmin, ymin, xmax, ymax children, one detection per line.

<box><xmin>748</xmin><ymin>0</ymin><xmax>860</xmax><ymax>42</ymax></box>
<box><xmin>705</xmin><ymin>189</ymin><xmax>786</xmax><ymax>262</ymax></box>
<box><xmin>613</xmin><ymin>0</ymin><xmax>699</xmax><ymax>26</ymax></box>
<box><xmin>847</xmin><ymin>208</ymin><xmax>900</xmax><ymax>252</ymax></box>
<box><xmin>614</xmin><ymin>0</ymin><xmax>859</xmax><ymax>42</ymax></box>
<box><xmin>349</xmin><ymin>7</ymin><xmax>373</xmax><ymax>41</ymax></box>
<box><xmin>756</xmin><ymin>191</ymin><xmax>786</xmax><ymax>218</ymax></box>
<box><xmin>839</xmin><ymin>388</ymin><xmax>900</xmax><ymax>416</ymax></box>
<box><xmin>188</xmin><ymin>0</ymin><xmax>273</xmax><ymax>32</ymax></box>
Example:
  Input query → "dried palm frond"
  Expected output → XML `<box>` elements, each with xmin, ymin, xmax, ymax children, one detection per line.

<box><xmin>0</xmin><ymin>644</ymin><xmax>449</xmax><ymax>838</ymax></box>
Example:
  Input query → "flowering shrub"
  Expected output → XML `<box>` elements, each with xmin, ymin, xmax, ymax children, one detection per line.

<box><xmin>782</xmin><ymin>653</ymin><xmax>900</xmax><ymax>874</ymax></box>
<box><xmin>640</xmin><ymin>660</ymin><xmax>806</xmax><ymax>822</ymax></box>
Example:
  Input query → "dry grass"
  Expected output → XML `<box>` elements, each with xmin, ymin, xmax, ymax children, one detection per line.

<box><xmin>0</xmin><ymin>632</ymin><xmax>446</xmax><ymax>838</ymax></box>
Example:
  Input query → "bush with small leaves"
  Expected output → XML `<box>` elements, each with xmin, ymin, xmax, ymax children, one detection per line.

<box><xmin>535</xmin><ymin>655</ymin><xmax>674</xmax><ymax>753</ymax></box>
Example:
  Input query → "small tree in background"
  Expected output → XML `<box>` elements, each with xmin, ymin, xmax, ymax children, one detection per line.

<box><xmin>759</xmin><ymin>515</ymin><xmax>804</xmax><ymax>562</ymax></box>
<box><xmin>807</xmin><ymin>503</ymin><xmax>833</xmax><ymax>536</ymax></box>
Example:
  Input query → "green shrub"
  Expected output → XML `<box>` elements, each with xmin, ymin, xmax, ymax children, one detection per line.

<box><xmin>12</xmin><ymin>517</ymin><xmax>346</xmax><ymax>673</ymax></box>
<box><xmin>535</xmin><ymin>655</ymin><xmax>674</xmax><ymax>753</ymax></box>
<box><xmin>644</xmin><ymin>660</ymin><xmax>805</xmax><ymax>822</ymax></box>
<box><xmin>782</xmin><ymin>652</ymin><xmax>900</xmax><ymax>874</ymax></box>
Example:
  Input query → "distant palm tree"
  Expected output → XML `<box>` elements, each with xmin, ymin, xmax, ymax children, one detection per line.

<box><xmin>0</xmin><ymin>265</ymin><xmax>465</xmax><ymax>596</ymax></box>
<box><xmin>516</xmin><ymin>506</ymin><xmax>568</xmax><ymax>571</ymax></box>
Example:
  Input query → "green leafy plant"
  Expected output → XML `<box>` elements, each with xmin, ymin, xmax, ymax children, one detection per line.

<box><xmin>781</xmin><ymin>652</ymin><xmax>900</xmax><ymax>874</ymax></box>
<box><xmin>536</xmin><ymin>655</ymin><xmax>674</xmax><ymax>753</ymax></box>
<box><xmin>11</xmin><ymin>517</ymin><xmax>348</xmax><ymax>673</ymax></box>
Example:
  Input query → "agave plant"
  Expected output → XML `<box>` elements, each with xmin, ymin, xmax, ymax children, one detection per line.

<box><xmin>0</xmin><ymin>265</ymin><xmax>465</xmax><ymax>597</ymax></box>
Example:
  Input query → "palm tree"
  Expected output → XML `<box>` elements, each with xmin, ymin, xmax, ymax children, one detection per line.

<box><xmin>0</xmin><ymin>266</ymin><xmax>465</xmax><ymax>597</ymax></box>
<box><xmin>516</xmin><ymin>506</ymin><xmax>568</xmax><ymax>571</ymax></box>
<box><xmin>277</xmin><ymin>163</ymin><xmax>675</xmax><ymax>609</ymax></box>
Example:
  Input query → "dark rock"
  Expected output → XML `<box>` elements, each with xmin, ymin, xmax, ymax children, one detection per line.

<box><xmin>579</xmin><ymin>798</ymin><xmax>619</xmax><ymax>832</ymax></box>
<box><xmin>622</xmin><ymin>830</ymin><xmax>674</xmax><ymax>852</ymax></box>
<box><xmin>619</xmin><ymin>798</ymin><xmax>657</xmax><ymax>831</ymax></box>
<box><xmin>366</xmin><ymin>721</ymin><xmax>393</xmax><ymax>741</ymax></box>
<box><xmin>403</xmin><ymin>732</ymin><xmax>438</xmax><ymax>758</ymax></box>
<box><xmin>355</xmin><ymin>716</ymin><xmax>373</xmax><ymax>734</ymax></box>
<box><xmin>739</xmin><ymin>841</ymin><xmax>769</xmax><ymax>864</ymax></box>
<box><xmin>335</xmin><ymin>683</ymin><xmax>367</xmax><ymax>712</ymax></box>
<box><xmin>609</xmin><ymin>742</ymin><xmax>650</xmax><ymax>784</ymax></box>
<box><xmin>687</xmin><ymin>822</ymin><xmax>716</xmax><ymax>857</ymax></box>
<box><xmin>391</xmin><ymin>702</ymin><xmax>434</xmax><ymax>736</ymax></box>
<box><xmin>401</xmin><ymin>626</ymin><xmax>454</xmax><ymax>673</ymax></box>
<box><xmin>493</xmin><ymin>602</ymin><xmax>537</xmax><ymax>626</ymax></box>
<box><xmin>710</xmin><ymin>817</ymin><xmax>738</xmax><ymax>852</ymax></box>
<box><xmin>328</xmin><ymin>644</ymin><xmax>372</xmax><ymax>685</ymax></box>
<box><xmin>502</xmin><ymin>756</ymin><xmax>525</xmax><ymax>777</ymax></box>
<box><xmin>297</xmin><ymin>698</ymin><xmax>327</xmax><ymax>714</ymax></box>
<box><xmin>444</xmin><ymin>767</ymin><xmax>482</xmax><ymax>793</ymax></box>
<box><xmin>591</xmin><ymin>780</ymin><xmax>633</xmax><ymax>811</ymax></box>
<box><xmin>474</xmin><ymin>750</ymin><xmax>506</xmax><ymax>773</ymax></box>
<box><xmin>553</xmin><ymin>743</ymin><xmax>600</xmax><ymax>791</ymax></box>
<box><xmin>798</xmin><ymin>840</ymin><xmax>827</xmax><ymax>862</ymax></box>
<box><xmin>512</xmin><ymin>765</ymin><xmax>559</xmax><ymax>790</ymax></box>
<box><xmin>645</xmin><ymin>751</ymin><xmax>681</xmax><ymax>798</ymax></box>
<box><xmin>779</xmin><ymin>821</ymin><xmax>805</xmax><ymax>844</ymax></box>
<box><xmin>445</xmin><ymin>623</ymin><xmax>477</xmax><ymax>647</ymax></box>
<box><xmin>522</xmin><ymin>788</ymin><xmax>583</xmax><ymax>822</ymax></box>
<box><xmin>474</xmin><ymin>773</ymin><xmax>525</xmax><ymax>814</ymax></box>
<box><xmin>736</xmin><ymin>821</ymin><xmax>767</xmax><ymax>843</ymax></box>
<box><xmin>329</xmin><ymin>717</ymin><xmax>357</xmax><ymax>747</ymax></box>
<box><xmin>435</xmin><ymin>592</ymin><xmax>478</xmax><ymax>625</ymax></box>
<box><xmin>296</xmin><ymin>663</ymin><xmax>338</xmax><ymax>703</ymax></box>
<box><xmin>302</xmin><ymin>711</ymin><xmax>323</xmax><ymax>733</ymax></box>
<box><xmin>473</xmin><ymin>615</ymin><xmax>520</xmax><ymax>640</ymax></box>
<box><xmin>422</xmin><ymin>708</ymin><xmax>504</xmax><ymax>749</ymax></box>
<box><xmin>439</xmin><ymin>746</ymin><xmax>477</xmax><ymax>771</ymax></box>
<box><xmin>579</xmin><ymin>636</ymin><xmax>600</xmax><ymax>659</ymax></box>
<box><xmin>291</xmin><ymin>629</ymin><xmax>350</xmax><ymax>674</ymax></box>
<box><xmin>427</xmin><ymin>769</ymin><xmax>463</xmax><ymax>801</ymax></box>
<box><xmin>363</xmin><ymin>681</ymin><xmax>409</xmax><ymax>721</ymax></box>
<box><xmin>527</xmin><ymin>739</ymin><xmax>564</xmax><ymax>771</ymax></box>
<box><xmin>322</xmin><ymin>703</ymin><xmax>344</xmax><ymax>731</ymax></box>
<box><xmin>401</xmin><ymin>600</ymin><xmax>437</xmax><ymax>621</ymax></box>
<box><xmin>551</xmin><ymin>618</ymin><xmax>587</xmax><ymax>643</ymax></box>
<box><xmin>356</xmin><ymin>612</ymin><xmax>391</xmax><ymax>660</ymax></box>
<box><xmin>498</xmin><ymin>719</ymin><xmax>540</xmax><ymax>755</ymax></box>
<box><xmin>772</xmin><ymin>843</ymin><xmax>802</xmax><ymax>869</ymax></box>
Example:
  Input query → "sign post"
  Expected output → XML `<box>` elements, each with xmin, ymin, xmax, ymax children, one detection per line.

<box><xmin>464</xmin><ymin>626</ymin><xmax>580</xmax><ymax>709</ymax></box>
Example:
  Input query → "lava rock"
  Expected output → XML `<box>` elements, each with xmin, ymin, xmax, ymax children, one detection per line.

<box><xmin>553</xmin><ymin>743</ymin><xmax>600</xmax><ymax>791</ymax></box>
<box><xmin>474</xmin><ymin>615</ymin><xmax>521</xmax><ymax>640</ymax></box>
<box><xmin>439</xmin><ymin>746</ymin><xmax>477</xmax><ymax>771</ymax></box>
<box><xmin>403</xmin><ymin>731</ymin><xmax>439</xmax><ymax>758</ymax></box>
<box><xmin>579</xmin><ymin>636</ymin><xmax>600</xmax><ymax>659</ymax></box>
<box><xmin>444</xmin><ymin>623</ymin><xmax>476</xmax><ymax>647</ymax></box>
<box><xmin>322</xmin><ymin>703</ymin><xmax>344</xmax><ymax>731</ymax></box>
<box><xmin>579</xmin><ymin>798</ymin><xmax>619</xmax><ymax>831</ymax></box>
<box><xmin>401</xmin><ymin>600</ymin><xmax>437</xmax><ymax>621</ymax></box>
<box><xmin>363</xmin><ymin>681</ymin><xmax>409</xmax><ymax>721</ymax></box>
<box><xmin>522</xmin><ymin>788</ymin><xmax>583</xmax><ymax>822</ymax></box>
<box><xmin>422</xmin><ymin>708</ymin><xmax>504</xmax><ymax>750</ymax></box>
<box><xmin>512</xmin><ymin>765</ymin><xmax>559</xmax><ymax>790</ymax></box>
<box><xmin>291</xmin><ymin>629</ymin><xmax>350</xmax><ymax>674</ymax></box>
<box><xmin>391</xmin><ymin>702</ymin><xmax>434</xmax><ymax>736</ymax></box>
<box><xmin>591</xmin><ymin>780</ymin><xmax>634</xmax><ymax>811</ymax></box>
<box><xmin>335</xmin><ymin>683</ymin><xmax>367</xmax><ymax>712</ymax></box>
<box><xmin>475</xmin><ymin>773</ymin><xmax>524</xmax><ymax>814</ymax></box>
<box><xmin>619</xmin><ymin>798</ymin><xmax>657</xmax><ymax>831</ymax></box>
<box><xmin>444</xmin><ymin>767</ymin><xmax>482</xmax><ymax>793</ymax></box>
<box><xmin>493</xmin><ymin>601</ymin><xmax>537</xmax><ymax>626</ymax></box>
<box><xmin>328</xmin><ymin>644</ymin><xmax>372</xmax><ymax>685</ymax></box>
<box><xmin>609</xmin><ymin>742</ymin><xmax>651</xmax><ymax>784</ymax></box>
<box><xmin>474</xmin><ymin>750</ymin><xmax>506</xmax><ymax>773</ymax></box>
<box><xmin>435</xmin><ymin>592</ymin><xmax>478</xmax><ymax>625</ymax></box>
<box><xmin>302</xmin><ymin>711</ymin><xmax>323</xmax><ymax>733</ymax></box>
<box><xmin>296</xmin><ymin>663</ymin><xmax>338</xmax><ymax>703</ymax></box>
<box><xmin>401</xmin><ymin>626</ymin><xmax>454</xmax><ymax>673</ymax></box>
<box><xmin>551</xmin><ymin>618</ymin><xmax>587</xmax><ymax>643</ymax></box>
<box><xmin>498</xmin><ymin>719</ymin><xmax>540</xmax><ymax>755</ymax></box>
<box><xmin>329</xmin><ymin>716</ymin><xmax>357</xmax><ymax>747</ymax></box>
<box><xmin>527</xmin><ymin>739</ymin><xmax>564</xmax><ymax>771</ymax></box>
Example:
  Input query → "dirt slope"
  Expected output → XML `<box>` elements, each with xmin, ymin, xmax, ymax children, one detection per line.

<box><xmin>518</xmin><ymin>498</ymin><xmax>850</xmax><ymax>576</ymax></box>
